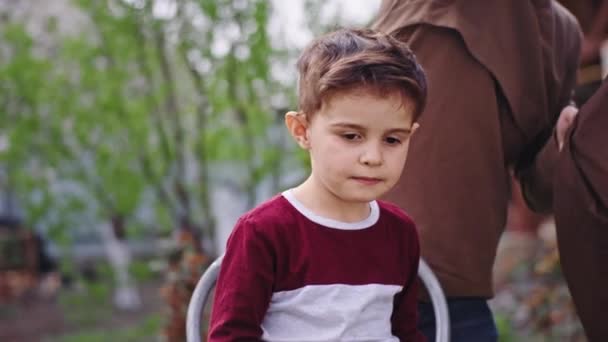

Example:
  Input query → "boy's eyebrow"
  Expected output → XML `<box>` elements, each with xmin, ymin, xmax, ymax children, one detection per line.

<box><xmin>330</xmin><ymin>123</ymin><xmax>413</xmax><ymax>134</ymax></box>
<box><xmin>330</xmin><ymin>123</ymin><xmax>366</xmax><ymax>130</ymax></box>
<box><xmin>385</xmin><ymin>128</ymin><xmax>413</xmax><ymax>134</ymax></box>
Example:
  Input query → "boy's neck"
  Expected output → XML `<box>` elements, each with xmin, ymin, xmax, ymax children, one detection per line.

<box><xmin>291</xmin><ymin>176</ymin><xmax>372</xmax><ymax>223</ymax></box>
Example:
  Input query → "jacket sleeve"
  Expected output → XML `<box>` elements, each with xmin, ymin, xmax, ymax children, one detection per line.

<box><xmin>208</xmin><ymin>217</ymin><xmax>275</xmax><ymax>341</ymax></box>
<box><xmin>560</xmin><ymin>80</ymin><xmax>608</xmax><ymax>213</ymax></box>
<box><xmin>553</xmin><ymin>80</ymin><xmax>608</xmax><ymax>340</ymax></box>
<box><xmin>516</xmin><ymin>131</ymin><xmax>560</xmax><ymax>213</ymax></box>
<box><xmin>515</xmin><ymin>9</ymin><xmax>582</xmax><ymax>213</ymax></box>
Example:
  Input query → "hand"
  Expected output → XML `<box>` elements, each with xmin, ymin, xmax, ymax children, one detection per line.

<box><xmin>556</xmin><ymin>105</ymin><xmax>578</xmax><ymax>151</ymax></box>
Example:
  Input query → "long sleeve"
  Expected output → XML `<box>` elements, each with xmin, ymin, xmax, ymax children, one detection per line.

<box><xmin>516</xmin><ymin>132</ymin><xmax>560</xmax><ymax>213</ymax></box>
<box><xmin>553</xmin><ymin>80</ymin><xmax>608</xmax><ymax>340</ymax></box>
<box><xmin>515</xmin><ymin>9</ymin><xmax>582</xmax><ymax>213</ymax></box>
<box><xmin>565</xmin><ymin>81</ymin><xmax>608</xmax><ymax>209</ymax></box>
<box><xmin>391</xmin><ymin>225</ymin><xmax>426</xmax><ymax>342</ymax></box>
<box><xmin>208</xmin><ymin>217</ymin><xmax>275</xmax><ymax>341</ymax></box>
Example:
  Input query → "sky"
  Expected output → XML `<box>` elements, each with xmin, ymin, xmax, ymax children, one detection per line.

<box><xmin>148</xmin><ymin>0</ymin><xmax>381</xmax><ymax>48</ymax></box>
<box><xmin>271</xmin><ymin>0</ymin><xmax>382</xmax><ymax>48</ymax></box>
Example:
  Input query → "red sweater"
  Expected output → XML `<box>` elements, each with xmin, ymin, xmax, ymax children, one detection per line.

<box><xmin>208</xmin><ymin>190</ymin><xmax>424</xmax><ymax>341</ymax></box>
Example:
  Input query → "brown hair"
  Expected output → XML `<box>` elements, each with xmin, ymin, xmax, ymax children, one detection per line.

<box><xmin>296</xmin><ymin>28</ymin><xmax>427</xmax><ymax>120</ymax></box>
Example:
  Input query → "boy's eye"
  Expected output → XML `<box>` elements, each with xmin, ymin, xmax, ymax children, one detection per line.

<box><xmin>342</xmin><ymin>133</ymin><xmax>361</xmax><ymax>140</ymax></box>
<box><xmin>385</xmin><ymin>137</ymin><xmax>402</xmax><ymax>145</ymax></box>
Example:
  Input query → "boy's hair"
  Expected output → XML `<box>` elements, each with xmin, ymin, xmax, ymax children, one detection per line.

<box><xmin>296</xmin><ymin>28</ymin><xmax>427</xmax><ymax>121</ymax></box>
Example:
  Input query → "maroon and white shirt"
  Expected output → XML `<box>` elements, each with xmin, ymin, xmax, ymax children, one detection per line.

<box><xmin>208</xmin><ymin>189</ymin><xmax>424</xmax><ymax>341</ymax></box>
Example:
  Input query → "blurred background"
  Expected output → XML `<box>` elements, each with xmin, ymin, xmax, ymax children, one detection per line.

<box><xmin>0</xmin><ymin>0</ymin><xmax>605</xmax><ymax>341</ymax></box>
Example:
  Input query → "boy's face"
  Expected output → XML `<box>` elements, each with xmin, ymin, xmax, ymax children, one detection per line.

<box><xmin>287</xmin><ymin>89</ymin><xmax>418</xmax><ymax>204</ymax></box>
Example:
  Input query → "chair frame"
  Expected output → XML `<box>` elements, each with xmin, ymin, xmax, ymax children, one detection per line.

<box><xmin>186</xmin><ymin>255</ymin><xmax>450</xmax><ymax>342</ymax></box>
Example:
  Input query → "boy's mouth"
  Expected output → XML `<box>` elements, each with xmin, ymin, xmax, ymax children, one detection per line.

<box><xmin>351</xmin><ymin>176</ymin><xmax>382</xmax><ymax>185</ymax></box>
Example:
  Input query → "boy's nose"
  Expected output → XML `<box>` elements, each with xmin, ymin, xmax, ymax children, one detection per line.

<box><xmin>359</xmin><ymin>145</ymin><xmax>383</xmax><ymax>166</ymax></box>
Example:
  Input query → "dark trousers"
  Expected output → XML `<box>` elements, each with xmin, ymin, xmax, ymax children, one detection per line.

<box><xmin>418</xmin><ymin>298</ymin><xmax>498</xmax><ymax>342</ymax></box>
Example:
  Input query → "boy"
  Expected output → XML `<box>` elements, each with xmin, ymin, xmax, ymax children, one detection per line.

<box><xmin>208</xmin><ymin>28</ymin><xmax>427</xmax><ymax>341</ymax></box>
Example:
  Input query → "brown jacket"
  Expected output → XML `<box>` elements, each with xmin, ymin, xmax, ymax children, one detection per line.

<box><xmin>554</xmin><ymin>80</ymin><xmax>608</xmax><ymax>341</ymax></box>
<box><xmin>373</xmin><ymin>0</ymin><xmax>581</xmax><ymax>297</ymax></box>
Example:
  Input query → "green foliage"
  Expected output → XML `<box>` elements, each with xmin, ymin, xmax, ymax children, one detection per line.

<box><xmin>0</xmin><ymin>0</ymin><xmax>308</xmax><ymax>253</ymax></box>
<box><xmin>129</xmin><ymin>260</ymin><xmax>161</xmax><ymax>282</ymax></box>
<box><xmin>48</xmin><ymin>314</ymin><xmax>162</xmax><ymax>342</ymax></box>
<box><xmin>58</xmin><ymin>281</ymin><xmax>113</xmax><ymax>326</ymax></box>
<box><xmin>495</xmin><ymin>313</ymin><xmax>516</xmax><ymax>342</ymax></box>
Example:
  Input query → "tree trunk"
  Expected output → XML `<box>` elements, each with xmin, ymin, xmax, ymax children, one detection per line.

<box><xmin>99</xmin><ymin>219</ymin><xmax>141</xmax><ymax>311</ymax></box>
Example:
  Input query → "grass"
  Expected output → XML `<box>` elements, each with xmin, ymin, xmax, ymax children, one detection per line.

<box><xmin>46</xmin><ymin>260</ymin><xmax>165</xmax><ymax>341</ymax></box>
<box><xmin>46</xmin><ymin>314</ymin><xmax>162</xmax><ymax>342</ymax></box>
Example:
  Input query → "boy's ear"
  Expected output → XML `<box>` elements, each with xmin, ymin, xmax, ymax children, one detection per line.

<box><xmin>285</xmin><ymin>111</ymin><xmax>310</xmax><ymax>149</ymax></box>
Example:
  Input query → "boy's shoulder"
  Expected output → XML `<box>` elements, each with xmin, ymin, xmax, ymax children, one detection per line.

<box><xmin>377</xmin><ymin>200</ymin><xmax>416</xmax><ymax>228</ymax></box>
<box><xmin>237</xmin><ymin>193</ymin><xmax>295</xmax><ymax>230</ymax></box>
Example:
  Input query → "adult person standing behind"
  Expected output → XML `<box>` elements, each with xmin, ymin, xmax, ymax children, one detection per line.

<box><xmin>495</xmin><ymin>0</ymin><xmax>608</xmax><ymax>292</ymax></box>
<box><xmin>559</xmin><ymin>0</ymin><xmax>608</xmax><ymax>104</ymax></box>
<box><xmin>554</xmin><ymin>80</ymin><xmax>608</xmax><ymax>341</ymax></box>
<box><xmin>372</xmin><ymin>1</ymin><xmax>582</xmax><ymax>341</ymax></box>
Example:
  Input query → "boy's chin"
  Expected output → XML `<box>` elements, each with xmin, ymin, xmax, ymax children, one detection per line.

<box><xmin>340</xmin><ymin>191</ymin><xmax>386</xmax><ymax>203</ymax></box>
